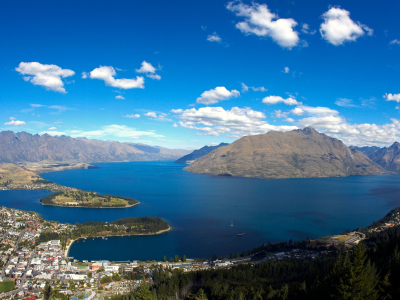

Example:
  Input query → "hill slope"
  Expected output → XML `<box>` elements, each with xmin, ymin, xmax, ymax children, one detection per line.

<box><xmin>175</xmin><ymin>143</ymin><xmax>229</xmax><ymax>164</ymax></box>
<box><xmin>0</xmin><ymin>131</ymin><xmax>189</xmax><ymax>164</ymax></box>
<box><xmin>184</xmin><ymin>127</ymin><xmax>386</xmax><ymax>179</ymax></box>
<box><xmin>350</xmin><ymin>146</ymin><xmax>381</xmax><ymax>157</ymax></box>
<box><xmin>369</xmin><ymin>142</ymin><xmax>400</xmax><ymax>171</ymax></box>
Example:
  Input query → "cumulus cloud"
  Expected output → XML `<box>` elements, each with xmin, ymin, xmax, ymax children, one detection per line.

<box><xmin>172</xmin><ymin>123</ymin><xmax>178</xmax><ymax>127</ymax></box>
<box><xmin>226</xmin><ymin>1</ymin><xmax>300</xmax><ymax>48</ymax></box>
<box><xmin>384</xmin><ymin>93</ymin><xmax>400</xmax><ymax>102</ymax></box>
<box><xmin>207</xmin><ymin>32</ymin><xmax>222</xmax><ymax>43</ymax></box>
<box><xmin>135</xmin><ymin>61</ymin><xmax>161</xmax><ymax>80</ymax></box>
<box><xmin>320</xmin><ymin>7</ymin><xmax>373</xmax><ymax>46</ymax></box>
<box><xmin>81</xmin><ymin>72</ymin><xmax>88</xmax><ymax>79</ymax></box>
<box><xmin>262</xmin><ymin>96</ymin><xmax>300</xmax><ymax>106</ymax></box>
<box><xmin>241</xmin><ymin>83</ymin><xmax>267</xmax><ymax>92</ymax></box>
<box><xmin>48</xmin><ymin>127</ymin><xmax>57</xmax><ymax>130</ymax></box>
<box><xmin>283</xmin><ymin>67</ymin><xmax>290</xmax><ymax>73</ymax></box>
<box><xmin>124</xmin><ymin>114</ymin><xmax>140</xmax><ymax>119</ymax></box>
<box><xmin>16</xmin><ymin>62</ymin><xmax>75</xmax><ymax>93</ymax></box>
<box><xmin>285</xmin><ymin>118</ymin><xmax>295</xmax><ymax>123</ymax></box>
<box><xmin>4</xmin><ymin>120</ymin><xmax>26</xmax><ymax>126</ymax></box>
<box><xmin>145</xmin><ymin>112</ymin><xmax>157</xmax><ymax>118</ymax></box>
<box><xmin>290</xmin><ymin>107</ymin><xmax>305</xmax><ymax>116</ymax></box>
<box><xmin>173</xmin><ymin>106</ymin><xmax>296</xmax><ymax>138</ymax></box>
<box><xmin>89</xmin><ymin>66</ymin><xmax>144</xmax><ymax>89</ymax></box>
<box><xmin>135</xmin><ymin>61</ymin><xmax>157</xmax><ymax>74</ymax></box>
<box><xmin>196</xmin><ymin>86</ymin><xmax>240</xmax><ymax>105</ymax></box>
<box><xmin>115</xmin><ymin>95</ymin><xmax>125</xmax><ymax>100</ymax></box>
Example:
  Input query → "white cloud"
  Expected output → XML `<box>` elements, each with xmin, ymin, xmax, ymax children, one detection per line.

<box><xmin>172</xmin><ymin>123</ymin><xmax>178</xmax><ymax>127</ymax></box>
<box><xmin>4</xmin><ymin>120</ymin><xmax>26</xmax><ymax>126</ymax></box>
<box><xmin>290</xmin><ymin>107</ymin><xmax>304</xmax><ymax>116</ymax></box>
<box><xmin>9</xmin><ymin>117</ymin><xmax>16</xmax><ymax>120</ymax></box>
<box><xmin>135</xmin><ymin>61</ymin><xmax>161</xmax><ymax>80</ymax></box>
<box><xmin>283</xmin><ymin>67</ymin><xmax>290</xmax><ymax>73</ymax></box>
<box><xmin>226</xmin><ymin>1</ymin><xmax>300</xmax><ymax>48</ymax></box>
<box><xmin>174</xmin><ymin>106</ymin><xmax>296</xmax><ymax>138</ymax></box>
<box><xmin>384</xmin><ymin>93</ymin><xmax>400</xmax><ymax>102</ymax></box>
<box><xmin>129</xmin><ymin>135</ymin><xmax>142</xmax><ymax>139</ymax></box>
<box><xmin>124</xmin><ymin>114</ymin><xmax>140</xmax><ymax>119</ymax></box>
<box><xmin>147</xmin><ymin>74</ymin><xmax>161</xmax><ymax>80</ymax></box>
<box><xmin>196</xmin><ymin>86</ymin><xmax>240</xmax><ymax>105</ymax></box>
<box><xmin>335</xmin><ymin>98</ymin><xmax>357</xmax><ymax>107</ymax></box>
<box><xmin>16</xmin><ymin>62</ymin><xmax>75</xmax><ymax>93</ymax></box>
<box><xmin>81</xmin><ymin>72</ymin><xmax>88</xmax><ymax>79</ymax></box>
<box><xmin>262</xmin><ymin>96</ymin><xmax>300</xmax><ymax>106</ymax></box>
<box><xmin>320</xmin><ymin>7</ymin><xmax>373</xmax><ymax>46</ymax></box>
<box><xmin>207</xmin><ymin>32</ymin><xmax>222</xmax><ymax>43</ymax></box>
<box><xmin>135</xmin><ymin>61</ymin><xmax>157</xmax><ymax>74</ymax></box>
<box><xmin>89</xmin><ymin>66</ymin><xmax>144</xmax><ymax>89</ymax></box>
<box><xmin>48</xmin><ymin>127</ymin><xmax>57</xmax><ymax>130</ymax></box>
<box><xmin>157</xmin><ymin>138</ymin><xmax>167</xmax><ymax>142</ymax></box>
<box><xmin>145</xmin><ymin>112</ymin><xmax>157</xmax><ymax>118</ymax></box>
<box><xmin>171</xmin><ymin>109</ymin><xmax>183</xmax><ymax>114</ymax></box>
<box><xmin>390</xmin><ymin>39</ymin><xmax>400</xmax><ymax>45</ymax></box>
<box><xmin>285</xmin><ymin>118</ymin><xmax>295</xmax><ymax>123</ymax></box>
<box><xmin>301</xmin><ymin>23</ymin><xmax>316</xmax><ymax>35</ymax></box>
<box><xmin>41</xmin><ymin>124</ymin><xmax>163</xmax><ymax>139</ymax></box>
<box><xmin>115</xmin><ymin>95</ymin><xmax>125</xmax><ymax>100</ymax></box>
<box><xmin>273</xmin><ymin>110</ymin><xmax>289</xmax><ymax>118</ymax></box>
<box><xmin>241</xmin><ymin>82</ymin><xmax>267</xmax><ymax>92</ymax></box>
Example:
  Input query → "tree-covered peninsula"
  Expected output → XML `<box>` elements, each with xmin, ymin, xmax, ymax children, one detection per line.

<box><xmin>40</xmin><ymin>191</ymin><xmax>139</xmax><ymax>208</ymax></box>
<box><xmin>38</xmin><ymin>217</ymin><xmax>171</xmax><ymax>249</ymax></box>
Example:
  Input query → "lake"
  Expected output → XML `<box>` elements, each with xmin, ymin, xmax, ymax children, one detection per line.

<box><xmin>1</xmin><ymin>161</ymin><xmax>400</xmax><ymax>261</ymax></box>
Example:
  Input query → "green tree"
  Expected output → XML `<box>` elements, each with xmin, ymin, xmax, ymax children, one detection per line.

<box><xmin>43</xmin><ymin>283</ymin><xmax>51</xmax><ymax>300</ymax></box>
<box><xmin>163</xmin><ymin>256</ymin><xmax>166</xmax><ymax>262</ymax></box>
<box><xmin>135</xmin><ymin>279</ymin><xmax>156</xmax><ymax>300</ymax></box>
<box><xmin>196</xmin><ymin>288</ymin><xmax>207</xmax><ymax>300</ymax></box>
<box><xmin>182</xmin><ymin>255</ymin><xmax>187</xmax><ymax>262</ymax></box>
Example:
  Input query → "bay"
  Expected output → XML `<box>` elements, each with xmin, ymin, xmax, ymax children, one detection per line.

<box><xmin>1</xmin><ymin>161</ymin><xmax>400</xmax><ymax>261</ymax></box>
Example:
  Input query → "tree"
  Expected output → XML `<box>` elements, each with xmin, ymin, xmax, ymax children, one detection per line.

<box><xmin>135</xmin><ymin>279</ymin><xmax>156</xmax><ymax>300</ymax></box>
<box><xmin>163</xmin><ymin>256</ymin><xmax>166</xmax><ymax>262</ymax></box>
<box><xmin>196</xmin><ymin>288</ymin><xmax>207</xmax><ymax>300</ymax></box>
<box><xmin>182</xmin><ymin>255</ymin><xmax>187</xmax><ymax>262</ymax></box>
<box><xmin>43</xmin><ymin>283</ymin><xmax>51</xmax><ymax>300</ymax></box>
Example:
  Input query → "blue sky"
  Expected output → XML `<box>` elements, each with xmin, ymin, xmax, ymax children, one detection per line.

<box><xmin>1</xmin><ymin>0</ymin><xmax>399</xmax><ymax>149</ymax></box>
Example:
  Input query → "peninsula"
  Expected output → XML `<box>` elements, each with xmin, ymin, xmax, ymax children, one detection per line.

<box><xmin>0</xmin><ymin>163</ymin><xmax>139</xmax><ymax>208</ymax></box>
<box><xmin>40</xmin><ymin>191</ymin><xmax>138</xmax><ymax>208</ymax></box>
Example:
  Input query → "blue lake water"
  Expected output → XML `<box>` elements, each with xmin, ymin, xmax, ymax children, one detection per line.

<box><xmin>1</xmin><ymin>161</ymin><xmax>400</xmax><ymax>261</ymax></box>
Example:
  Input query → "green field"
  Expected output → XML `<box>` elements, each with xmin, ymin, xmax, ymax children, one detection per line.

<box><xmin>0</xmin><ymin>280</ymin><xmax>15</xmax><ymax>292</ymax></box>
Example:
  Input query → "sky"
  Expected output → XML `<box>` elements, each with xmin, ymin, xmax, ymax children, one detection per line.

<box><xmin>0</xmin><ymin>0</ymin><xmax>399</xmax><ymax>149</ymax></box>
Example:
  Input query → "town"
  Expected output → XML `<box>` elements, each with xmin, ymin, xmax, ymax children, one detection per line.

<box><xmin>0</xmin><ymin>206</ymin><xmax>398</xmax><ymax>300</ymax></box>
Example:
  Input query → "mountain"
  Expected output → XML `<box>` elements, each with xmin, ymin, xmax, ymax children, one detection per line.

<box><xmin>175</xmin><ymin>143</ymin><xmax>229</xmax><ymax>164</ymax></box>
<box><xmin>0</xmin><ymin>131</ymin><xmax>190</xmax><ymax>164</ymax></box>
<box><xmin>184</xmin><ymin>127</ymin><xmax>386</xmax><ymax>179</ymax></box>
<box><xmin>368</xmin><ymin>142</ymin><xmax>400</xmax><ymax>171</ymax></box>
<box><xmin>350</xmin><ymin>146</ymin><xmax>381</xmax><ymax>157</ymax></box>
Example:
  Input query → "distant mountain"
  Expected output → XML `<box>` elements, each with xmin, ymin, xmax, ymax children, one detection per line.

<box><xmin>184</xmin><ymin>127</ymin><xmax>386</xmax><ymax>179</ymax></box>
<box><xmin>0</xmin><ymin>131</ymin><xmax>190</xmax><ymax>164</ymax></box>
<box><xmin>368</xmin><ymin>142</ymin><xmax>400</xmax><ymax>171</ymax></box>
<box><xmin>175</xmin><ymin>143</ymin><xmax>229</xmax><ymax>164</ymax></box>
<box><xmin>350</xmin><ymin>146</ymin><xmax>381</xmax><ymax>157</ymax></box>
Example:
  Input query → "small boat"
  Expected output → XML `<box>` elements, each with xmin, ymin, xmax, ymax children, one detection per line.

<box><xmin>237</xmin><ymin>233</ymin><xmax>244</xmax><ymax>236</ymax></box>
<box><xmin>230</xmin><ymin>221</ymin><xmax>233</xmax><ymax>227</ymax></box>
<box><xmin>102</xmin><ymin>237</ymin><xmax>105</xmax><ymax>240</ymax></box>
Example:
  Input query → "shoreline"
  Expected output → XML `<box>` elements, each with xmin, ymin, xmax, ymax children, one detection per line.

<box><xmin>41</xmin><ymin>201</ymin><xmax>140</xmax><ymax>209</ymax></box>
<box><xmin>64</xmin><ymin>226</ymin><xmax>172</xmax><ymax>258</ymax></box>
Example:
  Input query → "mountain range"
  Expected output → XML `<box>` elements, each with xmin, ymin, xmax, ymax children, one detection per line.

<box><xmin>0</xmin><ymin>131</ymin><xmax>190</xmax><ymax>164</ymax></box>
<box><xmin>184</xmin><ymin>127</ymin><xmax>387</xmax><ymax>179</ymax></box>
<box><xmin>174</xmin><ymin>143</ymin><xmax>229</xmax><ymax>164</ymax></box>
<box><xmin>351</xmin><ymin>143</ymin><xmax>400</xmax><ymax>172</ymax></box>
